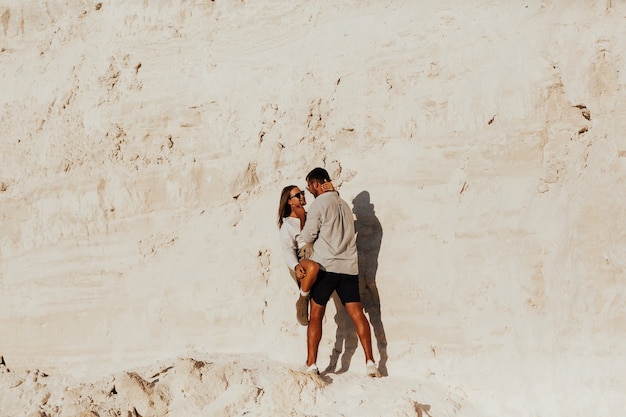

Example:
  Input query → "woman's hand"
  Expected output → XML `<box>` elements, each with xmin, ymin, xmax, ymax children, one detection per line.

<box><xmin>295</xmin><ymin>263</ymin><xmax>306</xmax><ymax>280</ymax></box>
<box><xmin>321</xmin><ymin>181</ymin><xmax>335</xmax><ymax>192</ymax></box>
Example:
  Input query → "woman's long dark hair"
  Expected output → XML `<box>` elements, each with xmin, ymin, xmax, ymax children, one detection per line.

<box><xmin>278</xmin><ymin>185</ymin><xmax>297</xmax><ymax>228</ymax></box>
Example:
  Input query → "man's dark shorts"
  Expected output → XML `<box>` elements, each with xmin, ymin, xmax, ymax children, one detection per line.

<box><xmin>310</xmin><ymin>269</ymin><xmax>361</xmax><ymax>306</ymax></box>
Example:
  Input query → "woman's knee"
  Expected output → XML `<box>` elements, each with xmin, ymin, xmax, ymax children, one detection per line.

<box><xmin>300</xmin><ymin>260</ymin><xmax>319</xmax><ymax>276</ymax></box>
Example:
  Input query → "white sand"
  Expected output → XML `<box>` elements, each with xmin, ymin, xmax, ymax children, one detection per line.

<box><xmin>1</xmin><ymin>0</ymin><xmax>625</xmax><ymax>416</ymax></box>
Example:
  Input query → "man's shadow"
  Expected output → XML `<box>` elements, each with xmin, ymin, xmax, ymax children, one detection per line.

<box><xmin>322</xmin><ymin>191</ymin><xmax>388</xmax><ymax>376</ymax></box>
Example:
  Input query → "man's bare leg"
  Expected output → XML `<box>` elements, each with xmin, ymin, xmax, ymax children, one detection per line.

<box><xmin>344</xmin><ymin>301</ymin><xmax>375</xmax><ymax>363</ymax></box>
<box><xmin>307</xmin><ymin>299</ymin><xmax>326</xmax><ymax>366</ymax></box>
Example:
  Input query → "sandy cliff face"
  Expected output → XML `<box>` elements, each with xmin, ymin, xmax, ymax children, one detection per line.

<box><xmin>1</xmin><ymin>1</ymin><xmax>625</xmax><ymax>416</ymax></box>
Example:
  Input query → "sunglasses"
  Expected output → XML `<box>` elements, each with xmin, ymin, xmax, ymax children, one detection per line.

<box><xmin>289</xmin><ymin>191</ymin><xmax>305</xmax><ymax>199</ymax></box>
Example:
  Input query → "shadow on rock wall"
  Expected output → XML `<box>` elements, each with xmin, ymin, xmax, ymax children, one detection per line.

<box><xmin>323</xmin><ymin>191</ymin><xmax>388</xmax><ymax>376</ymax></box>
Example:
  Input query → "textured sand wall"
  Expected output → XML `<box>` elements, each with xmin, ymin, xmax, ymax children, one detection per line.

<box><xmin>1</xmin><ymin>1</ymin><xmax>625</xmax><ymax>415</ymax></box>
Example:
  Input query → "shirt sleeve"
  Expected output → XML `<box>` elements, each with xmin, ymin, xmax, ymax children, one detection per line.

<box><xmin>279</xmin><ymin>222</ymin><xmax>300</xmax><ymax>271</ymax></box>
<box><xmin>301</xmin><ymin>201</ymin><xmax>321</xmax><ymax>245</ymax></box>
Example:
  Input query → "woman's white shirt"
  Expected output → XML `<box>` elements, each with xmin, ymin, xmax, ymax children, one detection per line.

<box><xmin>279</xmin><ymin>216</ymin><xmax>304</xmax><ymax>271</ymax></box>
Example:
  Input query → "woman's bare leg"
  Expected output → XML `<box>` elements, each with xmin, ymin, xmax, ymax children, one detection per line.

<box><xmin>298</xmin><ymin>259</ymin><xmax>319</xmax><ymax>293</ymax></box>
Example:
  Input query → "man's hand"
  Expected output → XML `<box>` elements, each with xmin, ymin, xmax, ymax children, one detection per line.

<box><xmin>295</xmin><ymin>264</ymin><xmax>306</xmax><ymax>280</ymax></box>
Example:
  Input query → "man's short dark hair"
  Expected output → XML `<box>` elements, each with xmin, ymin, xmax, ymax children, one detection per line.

<box><xmin>306</xmin><ymin>167</ymin><xmax>331</xmax><ymax>183</ymax></box>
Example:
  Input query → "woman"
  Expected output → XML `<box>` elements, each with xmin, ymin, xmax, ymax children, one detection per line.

<box><xmin>278</xmin><ymin>184</ymin><xmax>325</xmax><ymax>326</ymax></box>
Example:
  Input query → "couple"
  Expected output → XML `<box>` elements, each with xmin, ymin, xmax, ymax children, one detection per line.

<box><xmin>278</xmin><ymin>167</ymin><xmax>380</xmax><ymax>377</ymax></box>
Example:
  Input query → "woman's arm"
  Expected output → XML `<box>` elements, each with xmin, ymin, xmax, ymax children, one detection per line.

<box><xmin>279</xmin><ymin>223</ymin><xmax>300</xmax><ymax>271</ymax></box>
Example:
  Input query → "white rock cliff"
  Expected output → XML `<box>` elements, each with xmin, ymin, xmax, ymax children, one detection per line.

<box><xmin>1</xmin><ymin>1</ymin><xmax>625</xmax><ymax>416</ymax></box>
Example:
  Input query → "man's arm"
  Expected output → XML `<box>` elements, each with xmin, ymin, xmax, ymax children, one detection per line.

<box><xmin>301</xmin><ymin>202</ymin><xmax>321</xmax><ymax>245</ymax></box>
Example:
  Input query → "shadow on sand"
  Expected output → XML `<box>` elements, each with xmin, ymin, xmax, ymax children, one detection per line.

<box><xmin>322</xmin><ymin>191</ymin><xmax>388</xmax><ymax>376</ymax></box>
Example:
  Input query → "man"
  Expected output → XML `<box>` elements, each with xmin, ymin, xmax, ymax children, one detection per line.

<box><xmin>300</xmin><ymin>167</ymin><xmax>380</xmax><ymax>377</ymax></box>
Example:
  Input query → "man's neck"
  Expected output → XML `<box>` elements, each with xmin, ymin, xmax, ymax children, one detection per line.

<box><xmin>317</xmin><ymin>188</ymin><xmax>335</xmax><ymax>197</ymax></box>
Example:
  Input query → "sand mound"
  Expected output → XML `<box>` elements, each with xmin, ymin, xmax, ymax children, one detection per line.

<box><xmin>0</xmin><ymin>355</ymin><xmax>460</xmax><ymax>417</ymax></box>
